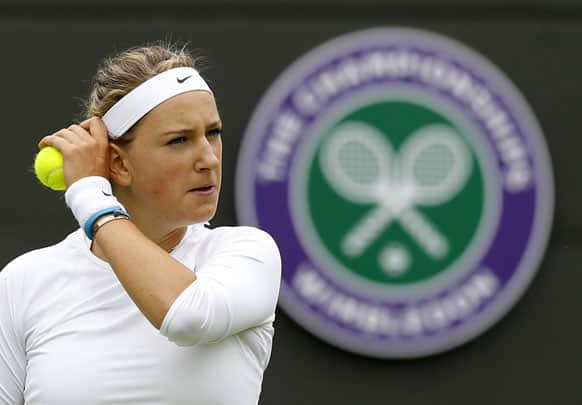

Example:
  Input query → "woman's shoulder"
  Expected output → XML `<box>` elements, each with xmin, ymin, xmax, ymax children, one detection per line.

<box><xmin>0</xmin><ymin>229</ymin><xmax>85</xmax><ymax>280</ymax></box>
<box><xmin>193</xmin><ymin>225</ymin><xmax>280</xmax><ymax>260</ymax></box>
<box><xmin>201</xmin><ymin>225</ymin><xmax>278</xmax><ymax>247</ymax></box>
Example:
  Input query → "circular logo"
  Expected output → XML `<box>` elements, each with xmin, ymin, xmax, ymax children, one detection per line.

<box><xmin>235</xmin><ymin>28</ymin><xmax>554</xmax><ymax>358</ymax></box>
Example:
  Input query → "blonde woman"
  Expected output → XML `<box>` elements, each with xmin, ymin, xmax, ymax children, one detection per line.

<box><xmin>0</xmin><ymin>43</ymin><xmax>281</xmax><ymax>404</ymax></box>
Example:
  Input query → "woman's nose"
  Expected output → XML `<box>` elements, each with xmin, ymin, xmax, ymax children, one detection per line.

<box><xmin>194</xmin><ymin>138</ymin><xmax>220</xmax><ymax>171</ymax></box>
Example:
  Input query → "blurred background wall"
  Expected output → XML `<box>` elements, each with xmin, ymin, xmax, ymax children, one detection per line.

<box><xmin>0</xmin><ymin>0</ymin><xmax>579</xmax><ymax>403</ymax></box>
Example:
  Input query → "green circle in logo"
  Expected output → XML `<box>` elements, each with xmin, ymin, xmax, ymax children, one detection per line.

<box><xmin>306</xmin><ymin>99</ymin><xmax>485</xmax><ymax>286</ymax></box>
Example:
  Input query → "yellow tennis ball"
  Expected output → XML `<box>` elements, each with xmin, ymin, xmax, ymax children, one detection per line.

<box><xmin>34</xmin><ymin>146</ymin><xmax>66</xmax><ymax>191</ymax></box>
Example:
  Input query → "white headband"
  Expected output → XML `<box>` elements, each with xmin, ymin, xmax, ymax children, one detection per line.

<box><xmin>102</xmin><ymin>67</ymin><xmax>213</xmax><ymax>139</ymax></box>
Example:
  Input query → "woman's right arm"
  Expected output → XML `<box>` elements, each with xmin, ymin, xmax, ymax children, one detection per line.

<box><xmin>0</xmin><ymin>269</ymin><xmax>26</xmax><ymax>404</ymax></box>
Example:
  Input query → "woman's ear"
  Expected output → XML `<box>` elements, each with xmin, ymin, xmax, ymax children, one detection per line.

<box><xmin>109</xmin><ymin>142</ymin><xmax>132</xmax><ymax>187</ymax></box>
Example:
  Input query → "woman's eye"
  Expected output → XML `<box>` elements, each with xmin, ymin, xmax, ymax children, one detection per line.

<box><xmin>168</xmin><ymin>136</ymin><xmax>187</xmax><ymax>145</ymax></box>
<box><xmin>208</xmin><ymin>128</ymin><xmax>222</xmax><ymax>137</ymax></box>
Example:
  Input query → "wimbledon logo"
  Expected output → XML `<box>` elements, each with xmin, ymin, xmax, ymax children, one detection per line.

<box><xmin>235</xmin><ymin>28</ymin><xmax>554</xmax><ymax>358</ymax></box>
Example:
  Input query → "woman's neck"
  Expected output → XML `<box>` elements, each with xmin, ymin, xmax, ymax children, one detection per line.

<box><xmin>90</xmin><ymin>224</ymin><xmax>187</xmax><ymax>262</ymax></box>
<box><xmin>155</xmin><ymin>227</ymin><xmax>188</xmax><ymax>252</ymax></box>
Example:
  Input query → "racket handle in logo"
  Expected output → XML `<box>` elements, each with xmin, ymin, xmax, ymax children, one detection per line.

<box><xmin>341</xmin><ymin>205</ymin><xmax>449</xmax><ymax>259</ymax></box>
<box><xmin>342</xmin><ymin>206</ymin><xmax>394</xmax><ymax>257</ymax></box>
<box><xmin>399</xmin><ymin>209</ymin><xmax>449</xmax><ymax>258</ymax></box>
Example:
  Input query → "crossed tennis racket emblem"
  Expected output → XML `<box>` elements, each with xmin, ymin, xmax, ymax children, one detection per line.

<box><xmin>320</xmin><ymin>122</ymin><xmax>472</xmax><ymax>266</ymax></box>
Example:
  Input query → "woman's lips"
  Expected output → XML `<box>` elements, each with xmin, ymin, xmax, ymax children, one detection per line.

<box><xmin>189</xmin><ymin>185</ymin><xmax>215</xmax><ymax>195</ymax></box>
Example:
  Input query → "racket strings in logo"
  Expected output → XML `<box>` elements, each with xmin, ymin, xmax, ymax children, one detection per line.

<box><xmin>320</xmin><ymin>122</ymin><xmax>472</xmax><ymax>275</ymax></box>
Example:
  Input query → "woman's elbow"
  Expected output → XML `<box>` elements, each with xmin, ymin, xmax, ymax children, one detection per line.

<box><xmin>160</xmin><ymin>297</ymin><xmax>231</xmax><ymax>346</ymax></box>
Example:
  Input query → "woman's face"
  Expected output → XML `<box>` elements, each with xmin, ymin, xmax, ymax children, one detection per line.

<box><xmin>117</xmin><ymin>90</ymin><xmax>222</xmax><ymax>228</ymax></box>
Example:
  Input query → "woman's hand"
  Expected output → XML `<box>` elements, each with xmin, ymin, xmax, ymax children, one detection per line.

<box><xmin>38</xmin><ymin>117</ymin><xmax>110</xmax><ymax>187</ymax></box>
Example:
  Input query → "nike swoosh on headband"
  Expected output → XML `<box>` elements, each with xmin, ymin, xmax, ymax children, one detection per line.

<box><xmin>177</xmin><ymin>75</ymin><xmax>193</xmax><ymax>83</ymax></box>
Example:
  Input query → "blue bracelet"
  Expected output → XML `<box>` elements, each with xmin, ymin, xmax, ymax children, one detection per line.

<box><xmin>84</xmin><ymin>207</ymin><xmax>130</xmax><ymax>240</ymax></box>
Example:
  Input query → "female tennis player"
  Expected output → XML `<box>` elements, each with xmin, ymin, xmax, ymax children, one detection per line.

<box><xmin>0</xmin><ymin>43</ymin><xmax>281</xmax><ymax>404</ymax></box>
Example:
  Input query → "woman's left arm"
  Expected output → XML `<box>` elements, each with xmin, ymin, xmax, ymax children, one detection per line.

<box><xmin>40</xmin><ymin>117</ymin><xmax>281</xmax><ymax>338</ymax></box>
<box><xmin>159</xmin><ymin>227</ymin><xmax>281</xmax><ymax>346</ymax></box>
<box><xmin>94</xmin><ymin>221</ymin><xmax>281</xmax><ymax>345</ymax></box>
<box><xmin>92</xmin><ymin>218</ymin><xmax>198</xmax><ymax>329</ymax></box>
<box><xmin>39</xmin><ymin>117</ymin><xmax>200</xmax><ymax>330</ymax></box>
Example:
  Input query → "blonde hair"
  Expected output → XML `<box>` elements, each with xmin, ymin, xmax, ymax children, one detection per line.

<box><xmin>83</xmin><ymin>42</ymin><xmax>203</xmax><ymax>121</ymax></box>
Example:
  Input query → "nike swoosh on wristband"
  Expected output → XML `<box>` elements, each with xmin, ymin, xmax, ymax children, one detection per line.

<box><xmin>177</xmin><ymin>75</ymin><xmax>193</xmax><ymax>84</ymax></box>
<box><xmin>102</xmin><ymin>191</ymin><xmax>112</xmax><ymax>197</ymax></box>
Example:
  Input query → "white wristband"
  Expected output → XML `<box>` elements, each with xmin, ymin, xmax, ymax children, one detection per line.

<box><xmin>64</xmin><ymin>176</ymin><xmax>129</xmax><ymax>238</ymax></box>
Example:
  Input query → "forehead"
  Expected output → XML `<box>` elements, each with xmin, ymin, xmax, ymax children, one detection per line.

<box><xmin>137</xmin><ymin>91</ymin><xmax>220</xmax><ymax>132</ymax></box>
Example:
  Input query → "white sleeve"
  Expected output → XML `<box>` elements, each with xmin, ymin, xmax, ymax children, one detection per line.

<box><xmin>0</xmin><ymin>268</ymin><xmax>26</xmax><ymax>404</ymax></box>
<box><xmin>160</xmin><ymin>227</ymin><xmax>281</xmax><ymax>346</ymax></box>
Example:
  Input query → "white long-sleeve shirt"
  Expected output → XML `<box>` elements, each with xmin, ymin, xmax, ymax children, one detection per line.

<box><xmin>0</xmin><ymin>224</ymin><xmax>281</xmax><ymax>405</ymax></box>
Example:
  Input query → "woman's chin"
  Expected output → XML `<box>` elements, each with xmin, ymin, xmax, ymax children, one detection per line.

<box><xmin>184</xmin><ymin>207</ymin><xmax>217</xmax><ymax>225</ymax></box>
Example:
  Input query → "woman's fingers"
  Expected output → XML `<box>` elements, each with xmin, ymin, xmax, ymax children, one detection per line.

<box><xmin>37</xmin><ymin>117</ymin><xmax>111</xmax><ymax>186</ymax></box>
<box><xmin>38</xmin><ymin>128</ymin><xmax>76</xmax><ymax>149</ymax></box>
<box><xmin>80</xmin><ymin>116</ymin><xmax>109</xmax><ymax>147</ymax></box>
<box><xmin>39</xmin><ymin>117</ymin><xmax>109</xmax><ymax>149</ymax></box>
<box><xmin>66</xmin><ymin>124</ymin><xmax>93</xmax><ymax>143</ymax></box>
<box><xmin>39</xmin><ymin>117</ymin><xmax>108</xmax><ymax>146</ymax></box>
<box><xmin>39</xmin><ymin>135</ymin><xmax>73</xmax><ymax>154</ymax></box>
